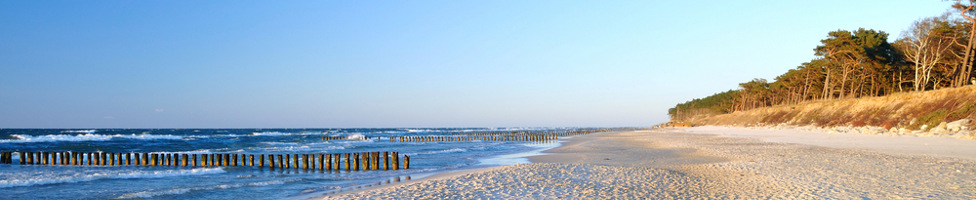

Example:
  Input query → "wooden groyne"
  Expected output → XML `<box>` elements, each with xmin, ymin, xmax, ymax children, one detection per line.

<box><xmin>391</xmin><ymin>129</ymin><xmax>610</xmax><ymax>142</ymax></box>
<box><xmin>0</xmin><ymin>151</ymin><xmax>409</xmax><ymax>172</ymax></box>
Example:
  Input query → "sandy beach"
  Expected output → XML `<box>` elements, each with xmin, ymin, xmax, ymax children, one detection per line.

<box><xmin>322</xmin><ymin>126</ymin><xmax>976</xmax><ymax>199</ymax></box>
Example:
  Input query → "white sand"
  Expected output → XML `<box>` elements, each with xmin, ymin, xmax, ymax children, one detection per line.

<box><xmin>321</xmin><ymin>127</ymin><xmax>976</xmax><ymax>199</ymax></box>
<box><xmin>683</xmin><ymin>126</ymin><xmax>976</xmax><ymax>160</ymax></box>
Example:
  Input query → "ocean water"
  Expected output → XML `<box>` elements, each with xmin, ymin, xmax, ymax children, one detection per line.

<box><xmin>0</xmin><ymin>128</ymin><xmax>574</xmax><ymax>199</ymax></box>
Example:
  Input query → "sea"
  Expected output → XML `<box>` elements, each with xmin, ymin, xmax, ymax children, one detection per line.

<box><xmin>0</xmin><ymin>128</ymin><xmax>582</xmax><ymax>199</ymax></box>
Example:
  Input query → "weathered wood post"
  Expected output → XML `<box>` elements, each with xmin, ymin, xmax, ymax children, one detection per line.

<box><xmin>193</xmin><ymin>154</ymin><xmax>198</xmax><ymax>167</ymax></box>
<box><xmin>232</xmin><ymin>154</ymin><xmax>238</xmax><ymax>166</ymax></box>
<box><xmin>182</xmin><ymin>154</ymin><xmax>188</xmax><ymax>167</ymax></box>
<box><xmin>249</xmin><ymin>155</ymin><xmax>254</xmax><ymax>167</ymax></box>
<box><xmin>277</xmin><ymin>154</ymin><xmax>284</xmax><ymax>169</ymax></box>
<box><xmin>404</xmin><ymin>155</ymin><xmax>410</xmax><ymax>169</ymax></box>
<box><xmin>344</xmin><ymin>153</ymin><xmax>351</xmax><ymax>171</ymax></box>
<box><xmin>293</xmin><ymin>154</ymin><xmax>300</xmax><ymax>170</ymax></box>
<box><xmin>224</xmin><ymin>154</ymin><xmax>231</xmax><ymax>166</ymax></box>
<box><xmin>150</xmin><ymin>153</ymin><xmax>157</xmax><ymax>166</ymax></box>
<box><xmin>268</xmin><ymin>154</ymin><xmax>275</xmax><ymax>169</ymax></box>
<box><xmin>259</xmin><ymin>154</ymin><xmax>265</xmax><ymax>168</ymax></box>
<box><xmin>325</xmin><ymin>154</ymin><xmax>333</xmax><ymax>171</ymax></box>
<box><xmin>372</xmin><ymin>152</ymin><xmax>380</xmax><ymax>170</ymax></box>
<box><xmin>202</xmin><ymin>154</ymin><xmax>209</xmax><ymax>167</ymax></box>
<box><xmin>20</xmin><ymin>152</ymin><xmax>26</xmax><ymax>165</ymax></box>
<box><xmin>300</xmin><ymin>154</ymin><xmax>308</xmax><ymax>170</ymax></box>
<box><xmin>352</xmin><ymin>153</ymin><xmax>360</xmax><ymax>171</ymax></box>
<box><xmin>363</xmin><ymin>152</ymin><xmax>371</xmax><ymax>170</ymax></box>
<box><xmin>333</xmin><ymin>154</ymin><xmax>340</xmax><ymax>171</ymax></box>
<box><xmin>284</xmin><ymin>154</ymin><xmax>291</xmax><ymax>169</ymax></box>
<box><xmin>392</xmin><ymin>152</ymin><xmax>399</xmax><ymax>170</ymax></box>
<box><xmin>318</xmin><ymin>154</ymin><xmax>324</xmax><ymax>171</ymax></box>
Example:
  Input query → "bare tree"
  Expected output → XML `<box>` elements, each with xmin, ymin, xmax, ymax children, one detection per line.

<box><xmin>899</xmin><ymin>16</ymin><xmax>955</xmax><ymax>91</ymax></box>
<box><xmin>953</xmin><ymin>0</ymin><xmax>976</xmax><ymax>87</ymax></box>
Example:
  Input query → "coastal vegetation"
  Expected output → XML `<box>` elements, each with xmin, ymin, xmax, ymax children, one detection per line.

<box><xmin>669</xmin><ymin>1</ymin><xmax>976</xmax><ymax>132</ymax></box>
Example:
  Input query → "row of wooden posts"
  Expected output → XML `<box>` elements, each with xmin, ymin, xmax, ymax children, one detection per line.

<box><xmin>0</xmin><ymin>151</ymin><xmax>408</xmax><ymax>171</ymax></box>
<box><xmin>392</xmin><ymin>134</ymin><xmax>558</xmax><ymax>142</ymax></box>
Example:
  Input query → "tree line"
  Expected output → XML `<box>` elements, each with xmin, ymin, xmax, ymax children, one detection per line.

<box><xmin>669</xmin><ymin>1</ymin><xmax>976</xmax><ymax>121</ymax></box>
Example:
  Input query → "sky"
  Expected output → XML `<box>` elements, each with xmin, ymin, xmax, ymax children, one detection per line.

<box><xmin>0</xmin><ymin>1</ymin><xmax>957</xmax><ymax>128</ymax></box>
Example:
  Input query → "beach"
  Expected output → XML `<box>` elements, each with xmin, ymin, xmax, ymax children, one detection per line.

<box><xmin>323</xmin><ymin>126</ymin><xmax>976</xmax><ymax>199</ymax></box>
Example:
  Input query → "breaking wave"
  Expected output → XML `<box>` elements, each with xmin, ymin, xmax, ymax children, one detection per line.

<box><xmin>2</xmin><ymin>133</ymin><xmax>184</xmax><ymax>143</ymax></box>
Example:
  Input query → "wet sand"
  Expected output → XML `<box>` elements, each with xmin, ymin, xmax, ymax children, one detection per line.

<box><xmin>322</xmin><ymin>127</ymin><xmax>976</xmax><ymax>199</ymax></box>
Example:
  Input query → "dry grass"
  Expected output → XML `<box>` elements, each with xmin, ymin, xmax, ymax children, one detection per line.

<box><xmin>691</xmin><ymin>86</ymin><xmax>976</xmax><ymax>131</ymax></box>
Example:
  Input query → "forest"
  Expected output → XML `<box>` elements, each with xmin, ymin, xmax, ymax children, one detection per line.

<box><xmin>669</xmin><ymin>1</ymin><xmax>976</xmax><ymax>121</ymax></box>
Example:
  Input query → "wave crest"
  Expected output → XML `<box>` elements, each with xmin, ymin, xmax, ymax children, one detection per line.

<box><xmin>2</xmin><ymin>133</ymin><xmax>184</xmax><ymax>143</ymax></box>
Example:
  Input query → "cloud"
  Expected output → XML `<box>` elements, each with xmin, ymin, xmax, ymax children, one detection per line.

<box><xmin>154</xmin><ymin>109</ymin><xmax>165</xmax><ymax>112</ymax></box>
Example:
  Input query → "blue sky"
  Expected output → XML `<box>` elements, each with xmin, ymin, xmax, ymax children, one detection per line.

<box><xmin>0</xmin><ymin>1</ymin><xmax>955</xmax><ymax>128</ymax></box>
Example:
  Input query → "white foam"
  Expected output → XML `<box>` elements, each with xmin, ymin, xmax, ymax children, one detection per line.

<box><xmin>345</xmin><ymin>133</ymin><xmax>366</xmax><ymax>141</ymax></box>
<box><xmin>0</xmin><ymin>168</ymin><xmax>226</xmax><ymax>188</ymax></box>
<box><xmin>410</xmin><ymin>148</ymin><xmax>467</xmax><ymax>156</ymax></box>
<box><xmin>61</xmin><ymin>129</ymin><xmax>97</xmax><ymax>134</ymax></box>
<box><xmin>2</xmin><ymin>133</ymin><xmax>184</xmax><ymax>143</ymax></box>
<box><xmin>251</xmin><ymin>131</ymin><xmax>289</xmax><ymax>136</ymax></box>
<box><xmin>116</xmin><ymin>179</ymin><xmax>294</xmax><ymax>199</ymax></box>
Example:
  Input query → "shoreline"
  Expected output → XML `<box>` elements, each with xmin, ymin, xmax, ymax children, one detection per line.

<box><xmin>321</xmin><ymin>128</ymin><xmax>976</xmax><ymax>199</ymax></box>
<box><xmin>310</xmin><ymin>135</ymin><xmax>578</xmax><ymax>199</ymax></box>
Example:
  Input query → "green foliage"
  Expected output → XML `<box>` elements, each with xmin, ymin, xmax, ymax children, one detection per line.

<box><xmin>912</xmin><ymin>109</ymin><xmax>948</xmax><ymax>131</ymax></box>
<box><xmin>669</xmin><ymin>90</ymin><xmax>738</xmax><ymax>120</ymax></box>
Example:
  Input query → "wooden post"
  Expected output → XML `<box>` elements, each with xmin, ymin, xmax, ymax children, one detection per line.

<box><xmin>224</xmin><ymin>154</ymin><xmax>231</xmax><ymax>166</ymax></box>
<box><xmin>333</xmin><ymin>154</ymin><xmax>340</xmax><ymax>171</ymax></box>
<box><xmin>87</xmin><ymin>153</ymin><xmax>92</xmax><ymax>165</ymax></box>
<box><xmin>392</xmin><ymin>152</ymin><xmax>399</xmax><ymax>170</ymax></box>
<box><xmin>302</xmin><ymin>154</ymin><xmax>309</xmax><ymax>170</ymax></box>
<box><xmin>182</xmin><ymin>154</ymin><xmax>188</xmax><ymax>167</ymax></box>
<box><xmin>268</xmin><ymin>154</ymin><xmax>275</xmax><ymax>169</ymax></box>
<box><xmin>165</xmin><ymin>154</ymin><xmax>171</xmax><ymax>166</ymax></box>
<box><xmin>325</xmin><ymin>154</ymin><xmax>332</xmax><ymax>171</ymax></box>
<box><xmin>193</xmin><ymin>154</ymin><xmax>198</xmax><ymax>167</ymax></box>
<box><xmin>293</xmin><ymin>154</ymin><xmax>300</xmax><ymax>170</ymax></box>
<box><xmin>344</xmin><ymin>153</ymin><xmax>350</xmax><ymax>171</ymax></box>
<box><xmin>151</xmin><ymin>154</ymin><xmax>157</xmax><ymax>166</ymax></box>
<box><xmin>404</xmin><ymin>155</ymin><xmax>410</xmax><ymax>169</ymax></box>
<box><xmin>249</xmin><ymin>155</ymin><xmax>254</xmax><ymax>167</ymax></box>
<box><xmin>20</xmin><ymin>152</ymin><xmax>26</xmax><ymax>165</ymax></box>
<box><xmin>233</xmin><ymin>154</ymin><xmax>238</xmax><ymax>166</ymax></box>
<box><xmin>352</xmin><ymin>153</ymin><xmax>360</xmax><ymax>171</ymax></box>
<box><xmin>318</xmin><ymin>154</ymin><xmax>324</xmax><ymax>171</ymax></box>
<box><xmin>125</xmin><ymin>153</ymin><xmax>131</xmax><ymax>165</ymax></box>
<box><xmin>371</xmin><ymin>152</ymin><xmax>379</xmax><ymax>170</ymax></box>
<box><xmin>216</xmin><ymin>154</ymin><xmax>223</xmax><ymax>166</ymax></box>
<box><xmin>277</xmin><ymin>155</ymin><xmax>284</xmax><ymax>169</ymax></box>
<box><xmin>202</xmin><ymin>154</ymin><xmax>209</xmax><ymax>167</ymax></box>
<box><xmin>259</xmin><ymin>154</ymin><xmax>265</xmax><ymax>168</ymax></box>
<box><xmin>363</xmin><ymin>152</ymin><xmax>370</xmax><ymax>170</ymax></box>
<box><xmin>285</xmin><ymin>154</ymin><xmax>291</xmax><ymax>169</ymax></box>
